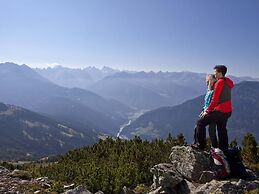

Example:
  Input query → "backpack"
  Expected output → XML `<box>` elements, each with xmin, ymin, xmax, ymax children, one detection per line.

<box><xmin>210</xmin><ymin>148</ymin><xmax>230</xmax><ymax>179</ymax></box>
<box><xmin>225</xmin><ymin>147</ymin><xmax>248</xmax><ymax>179</ymax></box>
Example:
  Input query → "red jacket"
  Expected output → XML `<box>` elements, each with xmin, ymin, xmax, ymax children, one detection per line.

<box><xmin>206</xmin><ymin>77</ymin><xmax>234</xmax><ymax>113</ymax></box>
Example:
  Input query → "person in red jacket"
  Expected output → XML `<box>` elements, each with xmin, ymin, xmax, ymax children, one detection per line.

<box><xmin>192</xmin><ymin>65</ymin><xmax>234</xmax><ymax>153</ymax></box>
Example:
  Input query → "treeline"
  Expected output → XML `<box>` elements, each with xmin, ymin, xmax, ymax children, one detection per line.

<box><xmin>239</xmin><ymin>133</ymin><xmax>259</xmax><ymax>170</ymax></box>
<box><xmin>18</xmin><ymin>133</ymin><xmax>259</xmax><ymax>193</ymax></box>
<box><xmin>25</xmin><ymin>134</ymin><xmax>185</xmax><ymax>193</ymax></box>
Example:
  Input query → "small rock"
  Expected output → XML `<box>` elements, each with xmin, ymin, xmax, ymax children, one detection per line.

<box><xmin>42</xmin><ymin>182</ymin><xmax>51</xmax><ymax>188</ymax></box>
<box><xmin>123</xmin><ymin>186</ymin><xmax>135</xmax><ymax>194</ymax></box>
<box><xmin>94</xmin><ymin>191</ymin><xmax>104</xmax><ymax>194</ymax></box>
<box><xmin>199</xmin><ymin>171</ymin><xmax>215</xmax><ymax>183</ymax></box>
<box><xmin>63</xmin><ymin>185</ymin><xmax>92</xmax><ymax>194</ymax></box>
<box><xmin>36</xmin><ymin>176</ymin><xmax>49</xmax><ymax>183</ymax></box>
<box><xmin>64</xmin><ymin>183</ymin><xmax>75</xmax><ymax>189</ymax></box>
<box><xmin>246</xmin><ymin>169</ymin><xmax>259</xmax><ymax>180</ymax></box>
<box><xmin>0</xmin><ymin>166</ymin><xmax>10</xmax><ymax>174</ymax></box>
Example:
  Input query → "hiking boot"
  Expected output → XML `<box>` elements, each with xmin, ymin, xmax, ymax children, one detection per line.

<box><xmin>191</xmin><ymin>143</ymin><xmax>205</xmax><ymax>150</ymax></box>
<box><xmin>191</xmin><ymin>143</ymin><xmax>201</xmax><ymax>149</ymax></box>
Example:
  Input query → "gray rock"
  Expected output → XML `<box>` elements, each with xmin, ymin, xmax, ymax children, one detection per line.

<box><xmin>122</xmin><ymin>186</ymin><xmax>135</xmax><ymax>194</ymax></box>
<box><xmin>184</xmin><ymin>180</ymin><xmax>197</xmax><ymax>193</ymax></box>
<box><xmin>149</xmin><ymin>163</ymin><xmax>192</xmax><ymax>194</ymax></box>
<box><xmin>36</xmin><ymin>176</ymin><xmax>49</xmax><ymax>183</ymax></box>
<box><xmin>169</xmin><ymin>146</ymin><xmax>211</xmax><ymax>182</ymax></box>
<box><xmin>150</xmin><ymin>163</ymin><xmax>183</xmax><ymax>189</ymax></box>
<box><xmin>63</xmin><ymin>185</ymin><xmax>92</xmax><ymax>194</ymax></box>
<box><xmin>198</xmin><ymin>171</ymin><xmax>215</xmax><ymax>183</ymax></box>
<box><xmin>94</xmin><ymin>191</ymin><xmax>104</xmax><ymax>194</ymax></box>
<box><xmin>64</xmin><ymin>183</ymin><xmax>75</xmax><ymax>189</ymax></box>
<box><xmin>194</xmin><ymin>179</ymin><xmax>259</xmax><ymax>194</ymax></box>
<box><xmin>246</xmin><ymin>169</ymin><xmax>259</xmax><ymax>180</ymax></box>
<box><xmin>148</xmin><ymin>186</ymin><xmax>174</xmax><ymax>194</ymax></box>
<box><xmin>0</xmin><ymin>166</ymin><xmax>10</xmax><ymax>174</ymax></box>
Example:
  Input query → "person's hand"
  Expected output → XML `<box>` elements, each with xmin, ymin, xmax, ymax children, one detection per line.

<box><xmin>199</xmin><ymin>111</ymin><xmax>204</xmax><ymax>118</ymax></box>
<box><xmin>201</xmin><ymin>111</ymin><xmax>208</xmax><ymax>118</ymax></box>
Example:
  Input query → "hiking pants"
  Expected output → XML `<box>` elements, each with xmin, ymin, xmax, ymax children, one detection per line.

<box><xmin>193</xmin><ymin>123</ymin><xmax>217</xmax><ymax>147</ymax></box>
<box><xmin>196</xmin><ymin>111</ymin><xmax>231</xmax><ymax>152</ymax></box>
<box><xmin>208</xmin><ymin>123</ymin><xmax>217</xmax><ymax>148</ymax></box>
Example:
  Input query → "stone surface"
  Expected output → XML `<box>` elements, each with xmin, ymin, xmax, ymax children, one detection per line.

<box><xmin>0</xmin><ymin>166</ymin><xmax>10</xmax><ymax>174</ymax></box>
<box><xmin>63</xmin><ymin>185</ymin><xmax>93</xmax><ymax>194</ymax></box>
<box><xmin>169</xmin><ymin>146</ymin><xmax>211</xmax><ymax>182</ymax></box>
<box><xmin>94</xmin><ymin>191</ymin><xmax>104</xmax><ymax>194</ymax></box>
<box><xmin>194</xmin><ymin>179</ymin><xmax>259</xmax><ymax>194</ymax></box>
<box><xmin>150</xmin><ymin>163</ymin><xmax>183</xmax><ymax>189</ymax></box>
<box><xmin>122</xmin><ymin>186</ymin><xmax>135</xmax><ymax>194</ymax></box>
<box><xmin>198</xmin><ymin>171</ymin><xmax>215</xmax><ymax>183</ymax></box>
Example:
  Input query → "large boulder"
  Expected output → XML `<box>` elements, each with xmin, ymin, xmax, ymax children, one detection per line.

<box><xmin>169</xmin><ymin>146</ymin><xmax>211</xmax><ymax>182</ymax></box>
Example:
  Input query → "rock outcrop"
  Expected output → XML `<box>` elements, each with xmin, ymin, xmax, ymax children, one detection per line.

<box><xmin>149</xmin><ymin>146</ymin><xmax>259</xmax><ymax>194</ymax></box>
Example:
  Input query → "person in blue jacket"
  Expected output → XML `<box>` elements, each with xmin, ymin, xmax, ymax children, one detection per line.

<box><xmin>193</xmin><ymin>74</ymin><xmax>217</xmax><ymax>148</ymax></box>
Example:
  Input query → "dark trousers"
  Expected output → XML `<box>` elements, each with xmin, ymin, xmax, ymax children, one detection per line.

<box><xmin>193</xmin><ymin>123</ymin><xmax>217</xmax><ymax>147</ymax></box>
<box><xmin>196</xmin><ymin>111</ymin><xmax>231</xmax><ymax>152</ymax></box>
<box><xmin>208</xmin><ymin>123</ymin><xmax>217</xmax><ymax>148</ymax></box>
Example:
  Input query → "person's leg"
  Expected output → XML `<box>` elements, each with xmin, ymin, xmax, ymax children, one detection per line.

<box><xmin>216</xmin><ymin>112</ymin><xmax>231</xmax><ymax>153</ymax></box>
<box><xmin>196</xmin><ymin>112</ymin><xmax>220</xmax><ymax>149</ymax></box>
<box><xmin>208</xmin><ymin>123</ymin><xmax>217</xmax><ymax>148</ymax></box>
<box><xmin>193</xmin><ymin>125</ymin><xmax>198</xmax><ymax>144</ymax></box>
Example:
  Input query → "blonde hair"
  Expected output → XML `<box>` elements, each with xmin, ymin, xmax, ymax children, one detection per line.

<box><xmin>206</xmin><ymin>74</ymin><xmax>217</xmax><ymax>91</ymax></box>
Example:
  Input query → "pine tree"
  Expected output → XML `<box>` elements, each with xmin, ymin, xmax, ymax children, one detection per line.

<box><xmin>241</xmin><ymin>133</ymin><xmax>258</xmax><ymax>165</ymax></box>
<box><xmin>205</xmin><ymin>137</ymin><xmax>212</xmax><ymax>151</ymax></box>
<box><xmin>175</xmin><ymin>133</ymin><xmax>186</xmax><ymax>146</ymax></box>
<box><xmin>229</xmin><ymin>138</ymin><xmax>238</xmax><ymax>148</ymax></box>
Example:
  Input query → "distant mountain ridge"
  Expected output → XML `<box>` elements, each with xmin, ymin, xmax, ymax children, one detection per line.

<box><xmin>36</xmin><ymin>65</ymin><xmax>259</xmax><ymax>110</ymax></box>
<box><xmin>35</xmin><ymin>65</ymin><xmax>120</xmax><ymax>88</ymax></box>
<box><xmin>121</xmin><ymin>81</ymin><xmax>259</xmax><ymax>143</ymax></box>
<box><xmin>0</xmin><ymin>62</ymin><xmax>132</xmax><ymax>136</ymax></box>
<box><xmin>0</xmin><ymin>102</ymin><xmax>96</xmax><ymax>160</ymax></box>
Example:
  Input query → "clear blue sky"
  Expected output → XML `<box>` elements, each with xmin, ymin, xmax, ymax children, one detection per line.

<box><xmin>0</xmin><ymin>0</ymin><xmax>259</xmax><ymax>77</ymax></box>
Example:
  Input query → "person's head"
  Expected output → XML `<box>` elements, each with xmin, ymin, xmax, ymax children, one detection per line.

<box><xmin>214</xmin><ymin>65</ymin><xmax>227</xmax><ymax>79</ymax></box>
<box><xmin>206</xmin><ymin>74</ymin><xmax>217</xmax><ymax>91</ymax></box>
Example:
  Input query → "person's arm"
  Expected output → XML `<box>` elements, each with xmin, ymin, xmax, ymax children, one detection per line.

<box><xmin>206</xmin><ymin>79</ymin><xmax>224</xmax><ymax>113</ymax></box>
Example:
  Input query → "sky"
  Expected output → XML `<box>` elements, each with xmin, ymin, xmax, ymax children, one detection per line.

<box><xmin>0</xmin><ymin>0</ymin><xmax>259</xmax><ymax>77</ymax></box>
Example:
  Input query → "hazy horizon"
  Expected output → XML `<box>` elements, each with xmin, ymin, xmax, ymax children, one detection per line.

<box><xmin>1</xmin><ymin>61</ymin><xmax>259</xmax><ymax>79</ymax></box>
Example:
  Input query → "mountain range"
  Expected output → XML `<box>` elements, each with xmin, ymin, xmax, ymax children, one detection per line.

<box><xmin>37</xmin><ymin>66</ymin><xmax>259</xmax><ymax>110</ymax></box>
<box><xmin>0</xmin><ymin>62</ymin><xmax>132</xmax><ymax>136</ymax></box>
<box><xmin>35</xmin><ymin>65</ymin><xmax>120</xmax><ymax>88</ymax></box>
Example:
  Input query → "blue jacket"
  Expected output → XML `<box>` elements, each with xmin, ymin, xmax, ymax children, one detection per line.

<box><xmin>203</xmin><ymin>90</ymin><xmax>213</xmax><ymax>110</ymax></box>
